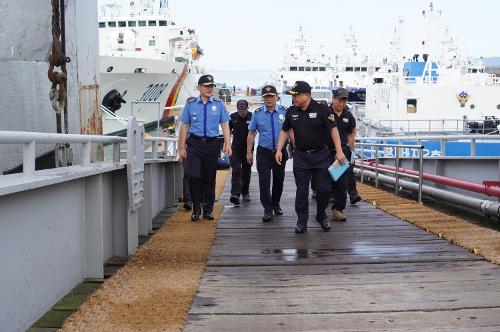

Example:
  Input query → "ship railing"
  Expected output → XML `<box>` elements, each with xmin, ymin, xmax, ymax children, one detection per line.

<box><xmin>375</xmin><ymin>118</ymin><xmax>500</xmax><ymax>135</ymax></box>
<box><xmin>101</xmin><ymin>105</ymin><xmax>128</xmax><ymax>126</ymax></box>
<box><xmin>0</xmin><ymin>118</ymin><xmax>179</xmax><ymax>177</ymax></box>
<box><xmin>357</xmin><ymin>134</ymin><xmax>500</xmax><ymax>158</ymax></box>
<box><xmin>356</xmin><ymin>142</ymin><xmax>424</xmax><ymax>203</ymax></box>
<box><xmin>0</xmin><ymin>131</ymin><xmax>127</xmax><ymax>176</ymax></box>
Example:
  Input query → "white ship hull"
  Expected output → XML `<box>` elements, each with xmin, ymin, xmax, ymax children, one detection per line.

<box><xmin>100</xmin><ymin>56</ymin><xmax>197</xmax><ymax>135</ymax></box>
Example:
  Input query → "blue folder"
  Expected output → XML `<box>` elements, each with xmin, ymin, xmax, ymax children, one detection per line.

<box><xmin>328</xmin><ymin>160</ymin><xmax>350</xmax><ymax>181</ymax></box>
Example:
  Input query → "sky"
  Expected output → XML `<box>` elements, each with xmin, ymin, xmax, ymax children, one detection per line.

<box><xmin>167</xmin><ymin>0</ymin><xmax>500</xmax><ymax>71</ymax></box>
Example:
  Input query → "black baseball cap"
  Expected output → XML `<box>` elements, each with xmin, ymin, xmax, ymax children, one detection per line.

<box><xmin>198</xmin><ymin>74</ymin><xmax>216</xmax><ymax>86</ymax></box>
<box><xmin>261</xmin><ymin>85</ymin><xmax>278</xmax><ymax>97</ymax></box>
<box><xmin>236</xmin><ymin>99</ymin><xmax>248</xmax><ymax>109</ymax></box>
<box><xmin>333</xmin><ymin>88</ymin><xmax>349</xmax><ymax>100</ymax></box>
<box><xmin>286</xmin><ymin>81</ymin><xmax>311</xmax><ymax>95</ymax></box>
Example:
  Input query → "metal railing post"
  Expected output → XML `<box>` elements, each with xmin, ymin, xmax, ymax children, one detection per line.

<box><xmin>471</xmin><ymin>138</ymin><xmax>476</xmax><ymax>157</ymax></box>
<box><xmin>440</xmin><ymin>138</ymin><xmax>446</xmax><ymax>157</ymax></box>
<box><xmin>152</xmin><ymin>141</ymin><xmax>158</xmax><ymax>159</ymax></box>
<box><xmin>418</xmin><ymin>146</ymin><xmax>423</xmax><ymax>203</ymax></box>
<box><xmin>23</xmin><ymin>140</ymin><xmax>36</xmax><ymax>176</ymax></box>
<box><xmin>360</xmin><ymin>144</ymin><xmax>364</xmax><ymax>183</ymax></box>
<box><xmin>113</xmin><ymin>143</ymin><xmax>121</xmax><ymax>163</ymax></box>
<box><xmin>375</xmin><ymin>148</ymin><xmax>379</xmax><ymax>188</ymax></box>
<box><xmin>395</xmin><ymin>147</ymin><xmax>400</xmax><ymax>196</ymax></box>
<box><xmin>81</xmin><ymin>142</ymin><xmax>91</xmax><ymax>166</ymax></box>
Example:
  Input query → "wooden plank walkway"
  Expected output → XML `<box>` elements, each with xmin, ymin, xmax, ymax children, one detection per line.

<box><xmin>184</xmin><ymin>172</ymin><xmax>500</xmax><ymax>331</ymax></box>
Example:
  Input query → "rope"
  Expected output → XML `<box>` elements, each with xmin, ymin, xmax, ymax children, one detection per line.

<box><xmin>48</xmin><ymin>0</ymin><xmax>70</xmax><ymax>132</ymax></box>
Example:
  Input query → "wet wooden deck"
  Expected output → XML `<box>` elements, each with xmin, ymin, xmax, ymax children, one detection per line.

<box><xmin>184</xmin><ymin>172</ymin><xmax>500</xmax><ymax>331</ymax></box>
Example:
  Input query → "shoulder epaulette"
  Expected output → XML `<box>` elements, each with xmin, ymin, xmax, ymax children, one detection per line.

<box><xmin>186</xmin><ymin>97</ymin><xmax>196</xmax><ymax>103</ymax></box>
<box><xmin>278</xmin><ymin>105</ymin><xmax>287</xmax><ymax>111</ymax></box>
<box><xmin>212</xmin><ymin>97</ymin><xmax>222</xmax><ymax>102</ymax></box>
<box><xmin>254</xmin><ymin>106</ymin><xmax>263</xmax><ymax>113</ymax></box>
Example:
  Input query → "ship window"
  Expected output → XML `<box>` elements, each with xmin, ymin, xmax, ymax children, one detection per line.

<box><xmin>298</xmin><ymin>67</ymin><xmax>304</xmax><ymax>71</ymax></box>
<box><xmin>361</xmin><ymin>67</ymin><xmax>367</xmax><ymax>72</ymax></box>
<box><xmin>319</xmin><ymin>67</ymin><xmax>326</xmax><ymax>71</ymax></box>
<box><xmin>99</xmin><ymin>22</ymin><xmax>105</xmax><ymax>28</ymax></box>
<box><xmin>407</xmin><ymin>99</ymin><xmax>417</xmax><ymax>113</ymax></box>
<box><xmin>118</xmin><ymin>21</ymin><xmax>126</xmax><ymax>27</ymax></box>
<box><xmin>159</xmin><ymin>20</ymin><xmax>167</xmax><ymax>26</ymax></box>
<box><xmin>354</xmin><ymin>67</ymin><xmax>361</xmax><ymax>72</ymax></box>
<box><xmin>148</xmin><ymin>20</ymin><xmax>157</xmax><ymax>26</ymax></box>
<box><xmin>305</xmin><ymin>67</ymin><xmax>311</xmax><ymax>71</ymax></box>
<box><xmin>375</xmin><ymin>67</ymin><xmax>381</xmax><ymax>71</ymax></box>
<box><xmin>128</xmin><ymin>21</ymin><xmax>136</xmax><ymax>27</ymax></box>
<box><xmin>134</xmin><ymin>68</ymin><xmax>146</xmax><ymax>73</ymax></box>
<box><xmin>138</xmin><ymin>21</ymin><xmax>146</xmax><ymax>27</ymax></box>
<box><xmin>312</xmin><ymin>67</ymin><xmax>318</xmax><ymax>71</ymax></box>
<box><xmin>149</xmin><ymin>40</ymin><xmax>156</xmax><ymax>46</ymax></box>
<box><xmin>346</xmin><ymin>67</ymin><xmax>353</xmax><ymax>72</ymax></box>
<box><xmin>289</xmin><ymin>66</ymin><xmax>297</xmax><ymax>71</ymax></box>
<box><xmin>108</xmin><ymin>21</ymin><xmax>117</xmax><ymax>27</ymax></box>
<box><xmin>472</xmin><ymin>68</ymin><xmax>478</xmax><ymax>73</ymax></box>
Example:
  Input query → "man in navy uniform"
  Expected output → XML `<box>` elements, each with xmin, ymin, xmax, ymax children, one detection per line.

<box><xmin>229</xmin><ymin>99</ymin><xmax>253</xmax><ymax>205</ymax></box>
<box><xmin>178</xmin><ymin>74</ymin><xmax>231</xmax><ymax>221</ymax></box>
<box><xmin>330</xmin><ymin>88</ymin><xmax>361</xmax><ymax>221</ymax></box>
<box><xmin>275</xmin><ymin>81</ymin><xmax>346</xmax><ymax>233</ymax></box>
<box><xmin>247</xmin><ymin>85</ymin><xmax>288</xmax><ymax>222</ymax></box>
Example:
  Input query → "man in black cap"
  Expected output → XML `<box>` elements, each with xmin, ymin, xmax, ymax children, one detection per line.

<box><xmin>330</xmin><ymin>88</ymin><xmax>361</xmax><ymax>222</ymax></box>
<box><xmin>247</xmin><ymin>85</ymin><xmax>288</xmax><ymax>222</ymax></box>
<box><xmin>178</xmin><ymin>74</ymin><xmax>231</xmax><ymax>221</ymax></box>
<box><xmin>276</xmin><ymin>81</ymin><xmax>346</xmax><ymax>233</ymax></box>
<box><xmin>229</xmin><ymin>99</ymin><xmax>253</xmax><ymax>205</ymax></box>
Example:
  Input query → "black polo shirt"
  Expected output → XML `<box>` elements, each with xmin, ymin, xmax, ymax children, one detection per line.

<box><xmin>229</xmin><ymin>111</ymin><xmax>252</xmax><ymax>147</ymax></box>
<box><xmin>282</xmin><ymin>99</ymin><xmax>337</xmax><ymax>152</ymax></box>
<box><xmin>333</xmin><ymin>108</ymin><xmax>356</xmax><ymax>147</ymax></box>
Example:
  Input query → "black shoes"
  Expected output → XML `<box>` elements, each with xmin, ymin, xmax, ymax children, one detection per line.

<box><xmin>350</xmin><ymin>195</ymin><xmax>361</xmax><ymax>205</ymax></box>
<box><xmin>273</xmin><ymin>206</ymin><xmax>283</xmax><ymax>216</ymax></box>
<box><xmin>242</xmin><ymin>193</ymin><xmax>251</xmax><ymax>202</ymax></box>
<box><xmin>294</xmin><ymin>222</ymin><xmax>307</xmax><ymax>233</ymax></box>
<box><xmin>203</xmin><ymin>211</ymin><xmax>215</xmax><ymax>220</ymax></box>
<box><xmin>230</xmin><ymin>194</ymin><xmax>240</xmax><ymax>205</ymax></box>
<box><xmin>191</xmin><ymin>209</ymin><xmax>201</xmax><ymax>222</ymax></box>
<box><xmin>262</xmin><ymin>214</ymin><xmax>273</xmax><ymax>223</ymax></box>
<box><xmin>183</xmin><ymin>203</ymin><xmax>192</xmax><ymax>211</ymax></box>
<box><xmin>316</xmin><ymin>215</ymin><xmax>331</xmax><ymax>232</ymax></box>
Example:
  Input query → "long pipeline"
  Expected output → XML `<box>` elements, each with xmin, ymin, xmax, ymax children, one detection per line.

<box><xmin>353</xmin><ymin>168</ymin><xmax>500</xmax><ymax>219</ymax></box>
<box><xmin>359</xmin><ymin>161</ymin><xmax>500</xmax><ymax>198</ymax></box>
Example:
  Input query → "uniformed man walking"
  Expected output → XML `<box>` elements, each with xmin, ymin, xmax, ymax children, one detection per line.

<box><xmin>229</xmin><ymin>99</ymin><xmax>253</xmax><ymax>205</ymax></box>
<box><xmin>330</xmin><ymin>88</ymin><xmax>361</xmax><ymax>221</ymax></box>
<box><xmin>247</xmin><ymin>85</ymin><xmax>288</xmax><ymax>222</ymax></box>
<box><xmin>275</xmin><ymin>81</ymin><xmax>346</xmax><ymax>233</ymax></box>
<box><xmin>178</xmin><ymin>74</ymin><xmax>232</xmax><ymax>221</ymax></box>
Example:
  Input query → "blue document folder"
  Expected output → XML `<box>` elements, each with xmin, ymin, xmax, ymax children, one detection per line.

<box><xmin>328</xmin><ymin>160</ymin><xmax>350</xmax><ymax>181</ymax></box>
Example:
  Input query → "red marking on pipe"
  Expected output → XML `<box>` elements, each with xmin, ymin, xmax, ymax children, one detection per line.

<box><xmin>359</xmin><ymin>161</ymin><xmax>500</xmax><ymax>198</ymax></box>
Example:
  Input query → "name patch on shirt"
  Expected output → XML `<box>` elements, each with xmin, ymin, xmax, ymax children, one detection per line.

<box><xmin>309</xmin><ymin>113</ymin><xmax>317</xmax><ymax>119</ymax></box>
<box><xmin>292</xmin><ymin>114</ymin><xmax>299</xmax><ymax>120</ymax></box>
<box><xmin>343</xmin><ymin>118</ymin><xmax>349</xmax><ymax>123</ymax></box>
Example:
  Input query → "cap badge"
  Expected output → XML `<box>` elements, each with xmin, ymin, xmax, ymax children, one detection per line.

<box><xmin>266</xmin><ymin>87</ymin><xmax>271</xmax><ymax>91</ymax></box>
<box><xmin>207</xmin><ymin>75</ymin><xmax>213</xmax><ymax>81</ymax></box>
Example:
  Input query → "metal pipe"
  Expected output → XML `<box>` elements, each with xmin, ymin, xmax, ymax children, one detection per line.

<box><xmin>0</xmin><ymin>131</ymin><xmax>125</xmax><ymax>144</ymax></box>
<box><xmin>418</xmin><ymin>148</ymin><xmax>423</xmax><ymax>203</ymax></box>
<box><xmin>353</xmin><ymin>168</ymin><xmax>500</xmax><ymax>219</ymax></box>
<box><xmin>395</xmin><ymin>147</ymin><xmax>400</xmax><ymax>196</ymax></box>
<box><xmin>358</xmin><ymin>161</ymin><xmax>500</xmax><ymax>198</ymax></box>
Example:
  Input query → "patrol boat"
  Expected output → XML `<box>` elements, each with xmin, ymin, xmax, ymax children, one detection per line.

<box><xmin>332</xmin><ymin>26</ymin><xmax>382</xmax><ymax>103</ymax></box>
<box><xmin>362</xmin><ymin>1</ymin><xmax>500</xmax><ymax>137</ymax></box>
<box><xmin>276</xmin><ymin>26</ymin><xmax>335</xmax><ymax>93</ymax></box>
<box><xmin>98</xmin><ymin>0</ymin><xmax>204</xmax><ymax>135</ymax></box>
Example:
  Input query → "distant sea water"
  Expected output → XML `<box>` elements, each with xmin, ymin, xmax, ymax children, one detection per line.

<box><xmin>210</xmin><ymin>70</ymin><xmax>275</xmax><ymax>90</ymax></box>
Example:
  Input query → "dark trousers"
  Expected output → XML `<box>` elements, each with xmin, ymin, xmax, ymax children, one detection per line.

<box><xmin>256</xmin><ymin>146</ymin><xmax>286</xmax><ymax>214</ymax></box>
<box><xmin>346</xmin><ymin>160</ymin><xmax>358</xmax><ymax>198</ymax></box>
<box><xmin>230</xmin><ymin>145</ymin><xmax>252</xmax><ymax>196</ymax></box>
<box><xmin>293</xmin><ymin>147</ymin><xmax>331</xmax><ymax>224</ymax></box>
<box><xmin>182</xmin><ymin>161</ymin><xmax>192</xmax><ymax>205</ymax></box>
<box><xmin>186</xmin><ymin>136</ymin><xmax>219</xmax><ymax>212</ymax></box>
<box><xmin>331</xmin><ymin>148</ymin><xmax>352</xmax><ymax>211</ymax></box>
